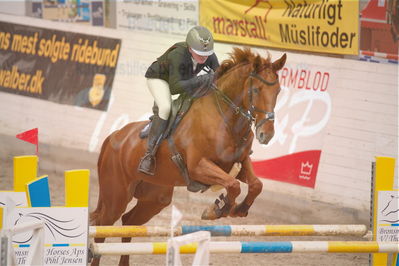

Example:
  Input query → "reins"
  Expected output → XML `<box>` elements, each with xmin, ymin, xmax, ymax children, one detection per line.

<box><xmin>213</xmin><ymin>84</ymin><xmax>255</xmax><ymax>123</ymax></box>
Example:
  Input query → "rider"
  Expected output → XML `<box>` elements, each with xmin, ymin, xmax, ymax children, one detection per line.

<box><xmin>138</xmin><ymin>26</ymin><xmax>219</xmax><ymax>175</ymax></box>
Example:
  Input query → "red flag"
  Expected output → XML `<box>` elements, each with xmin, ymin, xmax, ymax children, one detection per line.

<box><xmin>16</xmin><ymin>128</ymin><xmax>39</xmax><ymax>154</ymax></box>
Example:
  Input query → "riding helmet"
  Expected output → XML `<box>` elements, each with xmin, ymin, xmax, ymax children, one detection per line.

<box><xmin>186</xmin><ymin>26</ymin><xmax>214</xmax><ymax>56</ymax></box>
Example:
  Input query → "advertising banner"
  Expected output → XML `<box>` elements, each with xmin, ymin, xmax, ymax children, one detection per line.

<box><xmin>0</xmin><ymin>192</ymin><xmax>28</xmax><ymax>208</ymax></box>
<box><xmin>251</xmin><ymin>60</ymin><xmax>336</xmax><ymax>188</ymax></box>
<box><xmin>0</xmin><ymin>21</ymin><xmax>121</xmax><ymax>111</ymax></box>
<box><xmin>42</xmin><ymin>0</ymin><xmax>90</xmax><ymax>24</ymax></box>
<box><xmin>31</xmin><ymin>0</ymin><xmax>105</xmax><ymax>27</ymax></box>
<box><xmin>376</xmin><ymin>191</ymin><xmax>399</xmax><ymax>241</ymax></box>
<box><xmin>117</xmin><ymin>0</ymin><xmax>198</xmax><ymax>36</ymax></box>
<box><xmin>92</xmin><ymin>1</ymin><xmax>105</xmax><ymax>26</ymax></box>
<box><xmin>200</xmin><ymin>0</ymin><xmax>359</xmax><ymax>55</ymax></box>
<box><xmin>5</xmin><ymin>207</ymin><xmax>88</xmax><ymax>265</ymax></box>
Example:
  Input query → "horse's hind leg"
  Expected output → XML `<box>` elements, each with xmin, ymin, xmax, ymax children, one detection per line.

<box><xmin>231</xmin><ymin>156</ymin><xmax>263</xmax><ymax>217</ymax></box>
<box><xmin>118</xmin><ymin>182</ymin><xmax>174</xmax><ymax>266</ymax></box>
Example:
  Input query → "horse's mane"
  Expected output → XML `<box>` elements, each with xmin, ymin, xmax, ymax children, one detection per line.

<box><xmin>216</xmin><ymin>47</ymin><xmax>272</xmax><ymax>78</ymax></box>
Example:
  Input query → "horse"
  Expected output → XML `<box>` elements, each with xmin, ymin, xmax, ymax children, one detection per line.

<box><xmin>90</xmin><ymin>47</ymin><xmax>286</xmax><ymax>266</ymax></box>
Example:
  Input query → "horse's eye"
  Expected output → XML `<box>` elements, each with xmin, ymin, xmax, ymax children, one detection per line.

<box><xmin>253</xmin><ymin>88</ymin><xmax>259</xmax><ymax>94</ymax></box>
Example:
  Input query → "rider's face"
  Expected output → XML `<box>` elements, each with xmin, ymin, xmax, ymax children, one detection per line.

<box><xmin>189</xmin><ymin>48</ymin><xmax>209</xmax><ymax>64</ymax></box>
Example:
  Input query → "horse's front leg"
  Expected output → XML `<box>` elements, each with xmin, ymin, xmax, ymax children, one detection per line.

<box><xmin>191</xmin><ymin>158</ymin><xmax>241</xmax><ymax>220</ymax></box>
<box><xmin>231</xmin><ymin>156</ymin><xmax>263</xmax><ymax>217</ymax></box>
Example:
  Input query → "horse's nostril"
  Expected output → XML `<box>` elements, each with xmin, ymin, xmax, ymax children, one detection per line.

<box><xmin>257</xmin><ymin>130</ymin><xmax>273</xmax><ymax>144</ymax></box>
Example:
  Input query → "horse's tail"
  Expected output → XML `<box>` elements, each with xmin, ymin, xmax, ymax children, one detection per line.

<box><xmin>89</xmin><ymin>134</ymin><xmax>112</xmax><ymax>225</ymax></box>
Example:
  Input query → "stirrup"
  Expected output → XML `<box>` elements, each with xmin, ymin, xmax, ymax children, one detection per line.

<box><xmin>138</xmin><ymin>153</ymin><xmax>156</xmax><ymax>175</ymax></box>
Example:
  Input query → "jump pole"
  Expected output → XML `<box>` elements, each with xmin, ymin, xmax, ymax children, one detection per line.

<box><xmin>91</xmin><ymin>241</ymin><xmax>399</xmax><ymax>256</ymax></box>
<box><xmin>89</xmin><ymin>224</ymin><xmax>368</xmax><ymax>238</ymax></box>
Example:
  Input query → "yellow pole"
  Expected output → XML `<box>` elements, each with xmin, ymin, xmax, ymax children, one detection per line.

<box><xmin>65</xmin><ymin>169</ymin><xmax>90</xmax><ymax>207</ymax></box>
<box><xmin>13</xmin><ymin>155</ymin><xmax>38</xmax><ymax>192</ymax></box>
<box><xmin>372</xmin><ymin>157</ymin><xmax>397</xmax><ymax>266</ymax></box>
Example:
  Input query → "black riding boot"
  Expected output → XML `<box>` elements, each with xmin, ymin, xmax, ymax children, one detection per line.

<box><xmin>138</xmin><ymin>116</ymin><xmax>168</xmax><ymax>175</ymax></box>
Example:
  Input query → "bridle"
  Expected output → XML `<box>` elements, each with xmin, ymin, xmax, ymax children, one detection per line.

<box><xmin>248</xmin><ymin>71</ymin><xmax>278</xmax><ymax>129</ymax></box>
<box><xmin>213</xmin><ymin>70</ymin><xmax>278</xmax><ymax>133</ymax></box>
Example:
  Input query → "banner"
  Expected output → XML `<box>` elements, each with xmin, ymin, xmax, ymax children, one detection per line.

<box><xmin>117</xmin><ymin>0</ymin><xmax>198</xmax><ymax>36</ymax></box>
<box><xmin>200</xmin><ymin>0</ymin><xmax>359</xmax><ymax>55</ymax></box>
<box><xmin>92</xmin><ymin>1</ymin><xmax>105</xmax><ymax>26</ymax></box>
<box><xmin>6</xmin><ymin>207</ymin><xmax>88</xmax><ymax>265</ymax></box>
<box><xmin>0</xmin><ymin>21</ymin><xmax>121</xmax><ymax>110</ymax></box>
<box><xmin>42</xmin><ymin>0</ymin><xmax>90</xmax><ymax>24</ymax></box>
<box><xmin>31</xmin><ymin>0</ymin><xmax>105</xmax><ymax>27</ymax></box>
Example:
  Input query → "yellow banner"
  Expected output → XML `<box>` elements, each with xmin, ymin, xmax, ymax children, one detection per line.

<box><xmin>200</xmin><ymin>0</ymin><xmax>359</xmax><ymax>55</ymax></box>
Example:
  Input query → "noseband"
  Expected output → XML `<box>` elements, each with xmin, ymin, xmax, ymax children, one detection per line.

<box><xmin>214</xmin><ymin>71</ymin><xmax>278</xmax><ymax>131</ymax></box>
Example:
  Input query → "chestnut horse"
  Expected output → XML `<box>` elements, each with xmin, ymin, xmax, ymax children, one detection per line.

<box><xmin>90</xmin><ymin>48</ymin><xmax>286</xmax><ymax>265</ymax></box>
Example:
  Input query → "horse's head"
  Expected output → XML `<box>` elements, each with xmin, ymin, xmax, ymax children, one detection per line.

<box><xmin>216</xmin><ymin>48</ymin><xmax>286</xmax><ymax>145</ymax></box>
<box><xmin>243</xmin><ymin>52</ymin><xmax>286</xmax><ymax>144</ymax></box>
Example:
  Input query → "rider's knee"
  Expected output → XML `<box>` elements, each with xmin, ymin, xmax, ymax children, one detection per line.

<box><xmin>158</xmin><ymin>104</ymin><xmax>171</xmax><ymax>120</ymax></box>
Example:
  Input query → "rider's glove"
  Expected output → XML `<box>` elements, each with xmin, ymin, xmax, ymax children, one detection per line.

<box><xmin>177</xmin><ymin>68</ymin><xmax>216</xmax><ymax>98</ymax></box>
<box><xmin>188</xmin><ymin>71</ymin><xmax>215</xmax><ymax>98</ymax></box>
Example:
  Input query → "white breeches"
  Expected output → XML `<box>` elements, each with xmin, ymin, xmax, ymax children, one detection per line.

<box><xmin>147</xmin><ymin>78</ymin><xmax>171</xmax><ymax>120</ymax></box>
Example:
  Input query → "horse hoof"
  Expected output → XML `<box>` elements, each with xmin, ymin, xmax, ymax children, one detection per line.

<box><xmin>187</xmin><ymin>181</ymin><xmax>209</xmax><ymax>193</ymax></box>
<box><xmin>201</xmin><ymin>207</ymin><xmax>218</xmax><ymax>220</ymax></box>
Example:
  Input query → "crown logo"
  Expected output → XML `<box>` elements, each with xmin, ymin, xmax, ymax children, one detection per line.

<box><xmin>300</xmin><ymin>161</ymin><xmax>313</xmax><ymax>176</ymax></box>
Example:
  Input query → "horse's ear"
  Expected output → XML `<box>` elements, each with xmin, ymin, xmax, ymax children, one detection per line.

<box><xmin>272</xmin><ymin>53</ymin><xmax>287</xmax><ymax>71</ymax></box>
<box><xmin>253</xmin><ymin>55</ymin><xmax>262</xmax><ymax>72</ymax></box>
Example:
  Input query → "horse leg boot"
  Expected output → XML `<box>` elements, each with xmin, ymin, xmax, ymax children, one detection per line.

<box><xmin>138</xmin><ymin>115</ymin><xmax>167</xmax><ymax>175</ymax></box>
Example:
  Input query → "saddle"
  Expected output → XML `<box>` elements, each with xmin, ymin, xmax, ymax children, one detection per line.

<box><xmin>139</xmin><ymin>94</ymin><xmax>210</xmax><ymax>193</ymax></box>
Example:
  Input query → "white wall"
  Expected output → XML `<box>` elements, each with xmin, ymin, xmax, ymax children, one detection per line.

<box><xmin>0</xmin><ymin>1</ymin><xmax>26</xmax><ymax>16</ymax></box>
<box><xmin>0</xmin><ymin>13</ymin><xmax>397</xmax><ymax>215</ymax></box>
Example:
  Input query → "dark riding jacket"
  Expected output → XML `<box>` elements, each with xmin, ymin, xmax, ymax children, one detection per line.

<box><xmin>145</xmin><ymin>42</ymin><xmax>219</xmax><ymax>95</ymax></box>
